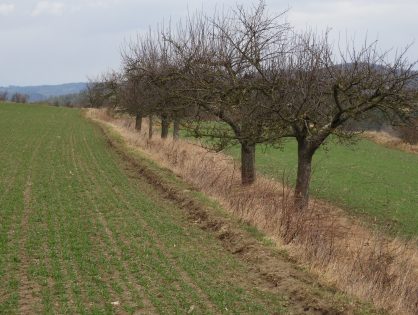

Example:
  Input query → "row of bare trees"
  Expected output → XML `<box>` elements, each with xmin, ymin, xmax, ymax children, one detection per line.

<box><xmin>0</xmin><ymin>92</ymin><xmax>28</xmax><ymax>103</ymax></box>
<box><xmin>0</xmin><ymin>92</ymin><xmax>7</xmax><ymax>101</ymax></box>
<box><xmin>87</xmin><ymin>1</ymin><xmax>418</xmax><ymax>209</ymax></box>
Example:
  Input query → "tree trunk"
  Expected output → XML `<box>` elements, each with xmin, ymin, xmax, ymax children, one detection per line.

<box><xmin>241</xmin><ymin>141</ymin><xmax>256</xmax><ymax>185</ymax></box>
<box><xmin>148</xmin><ymin>115</ymin><xmax>153</xmax><ymax>139</ymax></box>
<box><xmin>294</xmin><ymin>140</ymin><xmax>315</xmax><ymax>210</ymax></box>
<box><xmin>161</xmin><ymin>114</ymin><xmax>170</xmax><ymax>139</ymax></box>
<box><xmin>173</xmin><ymin>117</ymin><xmax>180</xmax><ymax>140</ymax></box>
<box><xmin>135</xmin><ymin>112</ymin><xmax>142</xmax><ymax>131</ymax></box>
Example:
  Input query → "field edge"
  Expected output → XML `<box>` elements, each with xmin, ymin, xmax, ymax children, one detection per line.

<box><xmin>86</xmin><ymin>112</ymin><xmax>383</xmax><ymax>315</ymax></box>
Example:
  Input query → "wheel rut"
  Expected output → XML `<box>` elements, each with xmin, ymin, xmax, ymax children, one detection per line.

<box><xmin>81</xmin><ymin>132</ymin><xmax>219</xmax><ymax>313</ymax></box>
<box><xmin>18</xmin><ymin>171</ymin><xmax>41</xmax><ymax>313</ymax></box>
<box><xmin>99</xmin><ymin>123</ymin><xmax>368</xmax><ymax>315</ymax></box>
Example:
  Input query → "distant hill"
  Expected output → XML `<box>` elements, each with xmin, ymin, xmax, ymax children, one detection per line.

<box><xmin>0</xmin><ymin>83</ymin><xmax>87</xmax><ymax>102</ymax></box>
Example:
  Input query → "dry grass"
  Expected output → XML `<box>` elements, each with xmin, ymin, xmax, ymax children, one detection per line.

<box><xmin>364</xmin><ymin>131</ymin><xmax>418</xmax><ymax>155</ymax></box>
<box><xmin>87</xmin><ymin>108</ymin><xmax>418</xmax><ymax>314</ymax></box>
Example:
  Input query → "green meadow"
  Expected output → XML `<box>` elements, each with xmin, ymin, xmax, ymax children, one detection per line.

<box><xmin>226</xmin><ymin>137</ymin><xmax>418</xmax><ymax>236</ymax></box>
<box><xmin>0</xmin><ymin>103</ymin><xmax>290</xmax><ymax>314</ymax></box>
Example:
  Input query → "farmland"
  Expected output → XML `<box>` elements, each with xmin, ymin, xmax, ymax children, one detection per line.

<box><xmin>0</xmin><ymin>103</ymin><xmax>377</xmax><ymax>314</ymax></box>
<box><xmin>226</xmin><ymin>138</ymin><xmax>418</xmax><ymax>236</ymax></box>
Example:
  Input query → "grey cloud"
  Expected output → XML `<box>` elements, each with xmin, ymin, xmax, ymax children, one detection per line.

<box><xmin>0</xmin><ymin>0</ymin><xmax>416</xmax><ymax>86</ymax></box>
<box><xmin>0</xmin><ymin>3</ymin><xmax>15</xmax><ymax>15</ymax></box>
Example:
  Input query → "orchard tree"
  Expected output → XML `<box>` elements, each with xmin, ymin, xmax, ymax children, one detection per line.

<box><xmin>0</xmin><ymin>91</ymin><xmax>7</xmax><ymax>101</ymax></box>
<box><xmin>118</xmin><ymin>73</ymin><xmax>146</xmax><ymax>131</ymax></box>
<box><xmin>86</xmin><ymin>79</ymin><xmax>105</xmax><ymax>108</ymax></box>
<box><xmin>268</xmin><ymin>33</ymin><xmax>418</xmax><ymax>209</ymax></box>
<box><xmin>123</xmin><ymin>29</ymin><xmax>186</xmax><ymax>139</ymax></box>
<box><xmin>11</xmin><ymin>93</ymin><xmax>28</xmax><ymax>103</ymax></box>
<box><xmin>167</xmin><ymin>1</ymin><xmax>290</xmax><ymax>184</ymax></box>
<box><xmin>86</xmin><ymin>71</ymin><xmax>124</xmax><ymax>109</ymax></box>
<box><xmin>101</xmin><ymin>71</ymin><xmax>124</xmax><ymax>109</ymax></box>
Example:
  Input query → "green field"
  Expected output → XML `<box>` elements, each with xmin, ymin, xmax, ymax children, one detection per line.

<box><xmin>226</xmin><ymin>137</ymin><xmax>418</xmax><ymax>236</ymax></box>
<box><xmin>0</xmin><ymin>103</ymin><xmax>281</xmax><ymax>314</ymax></box>
<box><xmin>0</xmin><ymin>103</ymin><xmax>377</xmax><ymax>314</ymax></box>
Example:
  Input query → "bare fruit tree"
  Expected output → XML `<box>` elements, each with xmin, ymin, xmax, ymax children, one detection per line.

<box><xmin>93</xmin><ymin>1</ymin><xmax>417</xmax><ymax>209</ymax></box>
<box><xmin>267</xmin><ymin>33</ymin><xmax>418</xmax><ymax>209</ymax></box>
<box><xmin>122</xmin><ymin>28</ymin><xmax>187</xmax><ymax>139</ymax></box>
<box><xmin>10</xmin><ymin>93</ymin><xmax>28</xmax><ymax>103</ymax></box>
<box><xmin>0</xmin><ymin>91</ymin><xmax>7</xmax><ymax>101</ymax></box>
<box><xmin>86</xmin><ymin>72</ymin><xmax>123</xmax><ymax>109</ymax></box>
<box><xmin>167</xmin><ymin>1</ymin><xmax>290</xmax><ymax>184</ymax></box>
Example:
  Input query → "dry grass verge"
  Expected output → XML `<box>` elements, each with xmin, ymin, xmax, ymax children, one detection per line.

<box><xmin>363</xmin><ymin>131</ymin><xmax>418</xmax><ymax>155</ymax></box>
<box><xmin>87</xmin><ymin>109</ymin><xmax>418</xmax><ymax>315</ymax></box>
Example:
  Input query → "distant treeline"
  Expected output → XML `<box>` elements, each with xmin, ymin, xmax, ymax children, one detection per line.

<box><xmin>44</xmin><ymin>92</ymin><xmax>90</xmax><ymax>108</ymax></box>
<box><xmin>0</xmin><ymin>89</ymin><xmax>90</xmax><ymax>108</ymax></box>
<box><xmin>0</xmin><ymin>82</ymin><xmax>87</xmax><ymax>103</ymax></box>
<box><xmin>0</xmin><ymin>91</ymin><xmax>29</xmax><ymax>103</ymax></box>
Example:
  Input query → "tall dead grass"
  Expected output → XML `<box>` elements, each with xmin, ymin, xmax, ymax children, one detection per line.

<box><xmin>87</xmin><ymin>109</ymin><xmax>418</xmax><ymax>314</ymax></box>
<box><xmin>364</xmin><ymin>131</ymin><xmax>418</xmax><ymax>155</ymax></box>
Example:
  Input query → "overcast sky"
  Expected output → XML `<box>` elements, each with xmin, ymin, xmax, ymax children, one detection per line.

<box><xmin>0</xmin><ymin>0</ymin><xmax>417</xmax><ymax>86</ymax></box>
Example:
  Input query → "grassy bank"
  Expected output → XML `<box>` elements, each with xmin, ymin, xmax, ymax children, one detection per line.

<box><xmin>226</xmin><ymin>138</ymin><xmax>418</xmax><ymax>236</ymax></box>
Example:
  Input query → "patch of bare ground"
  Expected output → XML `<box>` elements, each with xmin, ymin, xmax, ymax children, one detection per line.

<box><xmin>86</xmin><ymin>108</ymin><xmax>418</xmax><ymax>314</ymax></box>
<box><xmin>88</xmin><ymin>112</ymin><xmax>385</xmax><ymax>315</ymax></box>
<box><xmin>363</xmin><ymin>131</ymin><xmax>418</xmax><ymax>154</ymax></box>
